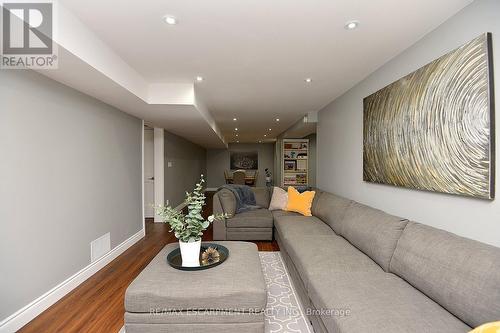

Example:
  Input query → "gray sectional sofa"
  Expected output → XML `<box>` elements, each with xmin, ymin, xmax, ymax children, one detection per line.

<box><xmin>213</xmin><ymin>187</ymin><xmax>500</xmax><ymax>333</ymax></box>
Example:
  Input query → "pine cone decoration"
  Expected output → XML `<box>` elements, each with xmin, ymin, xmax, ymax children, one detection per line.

<box><xmin>201</xmin><ymin>247</ymin><xmax>220</xmax><ymax>265</ymax></box>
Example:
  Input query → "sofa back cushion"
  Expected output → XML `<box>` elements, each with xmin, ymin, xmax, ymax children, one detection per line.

<box><xmin>311</xmin><ymin>191</ymin><xmax>352</xmax><ymax>233</ymax></box>
<box><xmin>340</xmin><ymin>202</ymin><xmax>408</xmax><ymax>272</ymax></box>
<box><xmin>252</xmin><ymin>187</ymin><xmax>271</xmax><ymax>209</ymax></box>
<box><xmin>216</xmin><ymin>188</ymin><xmax>236</xmax><ymax>217</ymax></box>
<box><xmin>216</xmin><ymin>187</ymin><xmax>270</xmax><ymax>216</ymax></box>
<box><xmin>310</xmin><ymin>188</ymin><xmax>324</xmax><ymax>213</ymax></box>
<box><xmin>390</xmin><ymin>222</ymin><xmax>500</xmax><ymax>328</ymax></box>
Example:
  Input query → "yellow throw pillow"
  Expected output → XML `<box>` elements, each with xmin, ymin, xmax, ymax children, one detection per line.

<box><xmin>469</xmin><ymin>322</ymin><xmax>500</xmax><ymax>333</ymax></box>
<box><xmin>286</xmin><ymin>187</ymin><xmax>315</xmax><ymax>216</ymax></box>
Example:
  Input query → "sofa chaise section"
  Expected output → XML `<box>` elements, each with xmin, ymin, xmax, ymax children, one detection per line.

<box><xmin>307</xmin><ymin>270</ymin><xmax>471</xmax><ymax>333</ymax></box>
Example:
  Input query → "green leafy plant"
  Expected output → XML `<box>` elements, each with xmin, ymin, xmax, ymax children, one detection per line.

<box><xmin>155</xmin><ymin>175</ymin><xmax>226</xmax><ymax>242</ymax></box>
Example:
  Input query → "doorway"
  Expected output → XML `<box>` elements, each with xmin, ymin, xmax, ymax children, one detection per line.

<box><xmin>143</xmin><ymin>126</ymin><xmax>155</xmax><ymax>218</ymax></box>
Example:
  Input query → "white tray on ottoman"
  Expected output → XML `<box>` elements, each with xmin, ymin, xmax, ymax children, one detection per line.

<box><xmin>124</xmin><ymin>241</ymin><xmax>267</xmax><ymax>333</ymax></box>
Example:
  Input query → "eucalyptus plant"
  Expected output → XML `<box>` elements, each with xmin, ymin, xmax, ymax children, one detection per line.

<box><xmin>155</xmin><ymin>175</ymin><xmax>226</xmax><ymax>243</ymax></box>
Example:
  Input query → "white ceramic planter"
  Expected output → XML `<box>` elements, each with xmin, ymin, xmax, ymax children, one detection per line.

<box><xmin>179</xmin><ymin>239</ymin><xmax>201</xmax><ymax>267</ymax></box>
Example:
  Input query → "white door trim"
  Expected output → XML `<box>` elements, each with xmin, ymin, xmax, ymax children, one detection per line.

<box><xmin>141</xmin><ymin>120</ymin><xmax>146</xmax><ymax>230</ymax></box>
<box><xmin>154</xmin><ymin>128</ymin><xmax>165</xmax><ymax>222</ymax></box>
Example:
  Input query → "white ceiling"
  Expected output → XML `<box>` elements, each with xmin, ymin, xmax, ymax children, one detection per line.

<box><xmin>39</xmin><ymin>48</ymin><xmax>226</xmax><ymax>148</ymax></box>
<box><xmin>53</xmin><ymin>0</ymin><xmax>472</xmax><ymax>145</ymax></box>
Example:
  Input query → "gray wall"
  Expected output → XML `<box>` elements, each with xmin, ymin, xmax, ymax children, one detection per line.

<box><xmin>206</xmin><ymin>143</ymin><xmax>275</xmax><ymax>188</ymax></box>
<box><xmin>274</xmin><ymin>138</ymin><xmax>283</xmax><ymax>187</ymax></box>
<box><xmin>317</xmin><ymin>0</ymin><xmax>500</xmax><ymax>247</ymax></box>
<box><xmin>304</xmin><ymin>134</ymin><xmax>317</xmax><ymax>187</ymax></box>
<box><xmin>164</xmin><ymin>131</ymin><xmax>207</xmax><ymax>206</ymax></box>
<box><xmin>0</xmin><ymin>70</ymin><xmax>143</xmax><ymax>320</ymax></box>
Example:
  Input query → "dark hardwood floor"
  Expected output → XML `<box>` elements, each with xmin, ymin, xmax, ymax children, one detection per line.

<box><xmin>19</xmin><ymin>199</ymin><xmax>279</xmax><ymax>333</ymax></box>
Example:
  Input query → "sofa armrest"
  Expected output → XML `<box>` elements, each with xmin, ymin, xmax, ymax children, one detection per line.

<box><xmin>212</xmin><ymin>192</ymin><xmax>227</xmax><ymax>240</ymax></box>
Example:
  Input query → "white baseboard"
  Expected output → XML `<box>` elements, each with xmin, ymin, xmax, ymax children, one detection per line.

<box><xmin>0</xmin><ymin>228</ymin><xmax>146</xmax><ymax>333</ymax></box>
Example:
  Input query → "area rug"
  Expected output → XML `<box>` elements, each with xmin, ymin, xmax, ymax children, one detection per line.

<box><xmin>260</xmin><ymin>251</ymin><xmax>313</xmax><ymax>333</ymax></box>
<box><xmin>120</xmin><ymin>251</ymin><xmax>313</xmax><ymax>333</ymax></box>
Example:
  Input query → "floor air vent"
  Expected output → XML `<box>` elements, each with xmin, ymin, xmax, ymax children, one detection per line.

<box><xmin>91</xmin><ymin>232</ymin><xmax>111</xmax><ymax>262</ymax></box>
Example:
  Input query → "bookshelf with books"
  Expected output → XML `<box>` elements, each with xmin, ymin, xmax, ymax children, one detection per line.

<box><xmin>282</xmin><ymin>139</ymin><xmax>309</xmax><ymax>187</ymax></box>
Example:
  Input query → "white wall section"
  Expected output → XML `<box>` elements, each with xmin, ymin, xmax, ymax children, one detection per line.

<box><xmin>0</xmin><ymin>69</ymin><xmax>143</xmax><ymax>329</ymax></box>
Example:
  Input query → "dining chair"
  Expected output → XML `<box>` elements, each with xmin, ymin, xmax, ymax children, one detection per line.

<box><xmin>253</xmin><ymin>171</ymin><xmax>258</xmax><ymax>186</ymax></box>
<box><xmin>233</xmin><ymin>170</ymin><xmax>246</xmax><ymax>185</ymax></box>
<box><xmin>246</xmin><ymin>170</ymin><xmax>258</xmax><ymax>186</ymax></box>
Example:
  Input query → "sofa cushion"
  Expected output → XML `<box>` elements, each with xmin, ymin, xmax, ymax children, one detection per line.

<box><xmin>470</xmin><ymin>322</ymin><xmax>500</xmax><ymax>333</ymax></box>
<box><xmin>340</xmin><ymin>202</ymin><xmax>408</xmax><ymax>271</ymax></box>
<box><xmin>311</xmin><ymin>191</ymin><xmax>352</xmax><ymax>233</ymax></box>
<box><xmin>271</xmin><ymin>210</ymin><xmax>301</xmax><ymax>219</ymax></box>
<box><xmin>310</xmin><ymin>188</ymin><xmax>323</xmax><ymax>214</ymax></box>
<box><xmin>217</xmin><ymin>188</ymin><xmax>236</xmax><ymax>217</ymax></box>
<box><xmin>226</xmin><ymin>208</ymin><xmax>273</xmax><ymax>228</ymax></box>
<box><xmin>390</xmin><ymin>222</ymin><xmax>500</xmax><ymax>328</ymax></box>
<box><xmin>308</xmin><ymin>271</ymin><xmax>471</xmax><ymax>333</ymax></box>
<box><xmin>281</xmin><ymin>234</ymin><xmax>382</xmax><ymax>289</ymax></box>
<box><xmin>252</xmin><ymin>187</ymin><xmax>270</xmax><ymax>209</ymax></box>
<box><xmin>274</xmin><ymin>215</ymin><xmax>335</xmax><ymax>240</ymax></box>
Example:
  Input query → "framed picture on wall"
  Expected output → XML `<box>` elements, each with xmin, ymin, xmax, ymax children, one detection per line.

<box><xmin>363</xmin><ymin>33</ymin><xmax>494</xmax><ymax>199</ymax></box>
<box><xmin>230</xmin><ymin>151</ymin><xmax>258</xmax><ymax>170</ymax></box>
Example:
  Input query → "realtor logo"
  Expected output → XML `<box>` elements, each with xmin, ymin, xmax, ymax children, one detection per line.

<box><xmin>1</xmin><ymin>1</ymin><xmax>57</xmax><ymax>69</ymax></box>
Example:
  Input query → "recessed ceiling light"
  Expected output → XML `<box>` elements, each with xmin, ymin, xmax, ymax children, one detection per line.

<box><xmin>264</xmin><ymin>134</ymin><xmax>267</xmax><ymax>137</ymax></box>
<box><xmin>268</xmin><ymin>128</ymin><xmax>272</xmax><ymax>131</ymax></box>
<box><xmin>236</xmin><ymin>140</ymin><xmax>239</xmax><ymax>143</ymax></box>
<box><xmin>235</xmin><ymin>128</ymin><xmax>238</xmax><ymax>131</ymax></box>
<box><xmin>163</xmin><ymin>15</ymin><xmax>177</xmax><ymax>25</ymax></box>
<box><xmin>344</xmin><ymin>20</ymin><xmax>359</xmax><ymax>30</ymax></box>
<box><xmin>235</xmin><ymin>134</ymin><xmax>239</xmax><ymax>137</ymax></box>
<box><xmin>275</xmin><ymin>118</ymin><xmax>280</xmax><ymax>122</ymax></box>
<box><xmin>259</xmin><ymin>140</ymin><xmax>262</xmax><ymax>143</ymax></box>
<box><xmin>305</xmin><ymin>78</ymin><xmax>312</xmax><ymax>83</ymax></box>
<box><xmin>196</xmin><ymin>76</ymin><xmax>204</xmax><ymax>82</ymax></box>
<box><xmin>233</xmin><ymin>118</ymin><xmax>237</xmax><ymax>121</ymax></box>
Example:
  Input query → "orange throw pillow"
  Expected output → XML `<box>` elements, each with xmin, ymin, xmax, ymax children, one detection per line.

<box><xmin>286</xmin><ymin>187</ymin><xmax>315</xmax><ymax>216</ymax></box>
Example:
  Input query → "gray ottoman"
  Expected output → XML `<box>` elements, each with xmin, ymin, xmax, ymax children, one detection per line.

<box><xmin>124</xmin><ymin>241</ymin><xmax>267</xmax><ymax>333</ymax></box>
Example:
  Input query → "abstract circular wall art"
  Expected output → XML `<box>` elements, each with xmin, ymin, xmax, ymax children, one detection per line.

<box><xmin>363</xmin><ymin>33</ymin><xmax>494</xmax><ymax>200</ymax></box>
